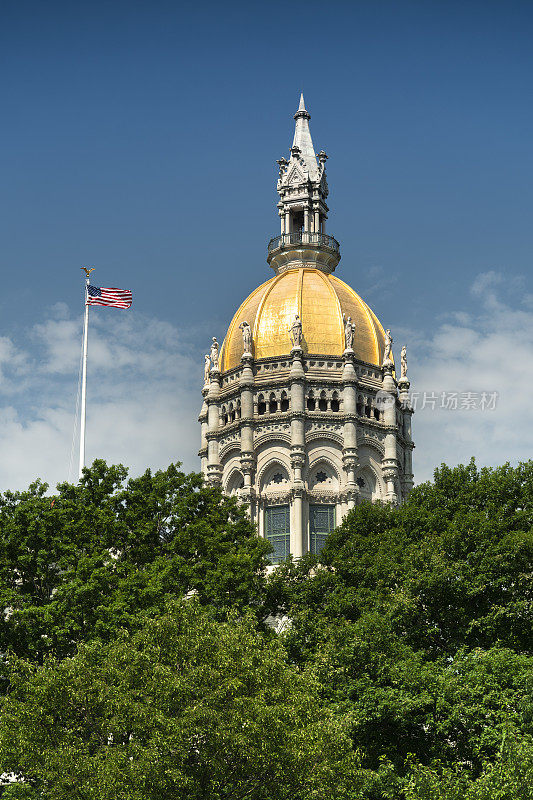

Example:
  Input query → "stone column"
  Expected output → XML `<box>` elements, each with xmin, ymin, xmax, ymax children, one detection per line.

<box><xmin>289</xmin><ymin>346</ymin><xmax>306</xmax><ymax>557</ymax></box>
<box><xmin>382</xmin><ymin>365</ymin><xmax>399</xmax><ymax>503</ymax></box>
<box><xmin>239</xmin><ymin>353</ymin><xmax>256</xmax><ymax>515</ymax></box>
<box><xmin>198</xmin><ymin>385</ymin><xmax>209</xmax><ymax>477</ymax></box>
<box><xmin>304</xmin><ymin>206</ymin><xmax>309</xmax><ymax>234</ymax></box>
<box><xmin>342</xmin><ymin>350</ymin><xmax>359</xmax><ymax>509</ymax></box>
<box><xmin>206</xmin><ymin>368</ymin><xmax>222</xmax><ymax>484</ymax></box>
<box><xmin>313</xmin><ymin>206</ymin><xmax>320</xmax><ymax>233</ymax></box>
<box><xmin>398</xmin><ymin>376</ymin><xmax>414</xmax><ymax>499</ymax></box>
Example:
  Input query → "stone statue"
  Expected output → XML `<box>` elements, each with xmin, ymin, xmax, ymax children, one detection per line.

<box><xmin>343</xmin><ymin>313</ymin><xmax>355</xmax><ymax>350</ymax></box>
<box><xmin>288</xmin><ymin>314</ymin><xmax>303</xmax><ymax>348</ymax></box>
<box><xmin>239</xmin><ymin>321</ymin><xmax>253</xmax><ymax>354</ymax></box>
<box><xmin>400</xmin><ymin>345</ymin><xmax>407</xmax><ymax>379</ymax></box>
<box><xmin>204</xmin><ymin>354</ymin><xmax>211</xmax><ymax>383</ymax></box>
<box><xmin>210</xmin><ymin>337</ymin><xmax>219</xmax><ymax>370</ymax></box>
<box><xmin>383</xmin><ymin>329</ymin><xmax>393</xmax><ymax>366</ymax></box>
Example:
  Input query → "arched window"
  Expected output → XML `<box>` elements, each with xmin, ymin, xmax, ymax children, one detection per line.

<box><xmin>269</xmin><ymin>393</ymin><xmax>278</xmax><ymax>413</ymax></box>
<box><xmin>280</xmin><ymin>391</ymin><xmax>289</xmax><ymax>412</ymax></box>
<box><xmin>309</xmin><ymin>505</ymin><xmax>335</xmax><ymax>556</ymax></box>
<box><xmin>265</xmin><ymin>505</ymin><xmax>290</xmax><ymax>564</ymax></box>
<box><xmin>331</xmin><ymin>392</ymin><xmax>340</xmax><ymax>412</ymax></box>
<box><xmin>258</xmin><ymin>394</ymin><xmax>266</xmax><ymax>415</ymax></box>
<box><xmin>307</xmin><ymin>391</ymin><xmax>316</xmax><ymax>411</ymax></box>
<box><xmin>226</xmin><ymin>470</ymin><xmax>244</xmax><ymax>496</ymax></box>
<box><xmin>221</xmin><ymin>406</ymin><xmax>228</xmax><ymax>426</ymax></box>
<box><xmin>309</xmin><ymin>464</ymin><xmax>339</xmax><ymax>490</ymax></box>
<box><xmin>356</xmin><ymin>469</ymin><xmax>379</xmax><ymax>501</ymax></box>
<box><xmin>261</xmin><ymin>464</ymin><xmax>290</xmax><ymax>490</ymax></box>
<box><xmin>318</xmin><ymin>391</ymin><xmax>327</xmax><ymax>412</ymax></box>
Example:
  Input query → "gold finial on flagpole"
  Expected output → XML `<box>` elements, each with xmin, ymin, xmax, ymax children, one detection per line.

<box><xmin>81</xmin><ymin>266</ymin><xmax>95</xmax><ymax>279</ymax></box>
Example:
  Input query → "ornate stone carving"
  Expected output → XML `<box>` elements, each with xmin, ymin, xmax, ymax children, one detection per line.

<box><xmin>343</xmin><ymin>313</ymin><xmax>355</xmax><ymax>350</ymax></box>
<box><xmin>306</xmin><ymin>421</ymin><xmax>343</xmax><ymax>434</ymax></box>
<box><xmin>288</xmin><ymin>314</ymin><xmax>303</xmax><ymax>348</ymax></box>
<box><xmin>239</xmin><ymin>321</ymin><xmax>253</xmax><ymax>354</ymax></box>
<box><xmin>400</xmin><ymin>345</ymin><xmax>407</xmax><ymax>379</ymax></box>
<box><xmin>382</xmin><ymin>329</ymin><xmax>393</xmax><ymax>366</ymax></box>
<box><xmin>258</xmin><ymin>490</ymin><xmax>292</xmax><ymax>506</ymax></box>
<box><xmin>210</xmin><ymin>337</ymin><xmax>219</xmax><ymax>370</ymax></box>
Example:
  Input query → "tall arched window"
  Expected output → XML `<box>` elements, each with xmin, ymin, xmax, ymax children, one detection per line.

<box><xmin>309</xmin><ymin>505</ymin><xmax>335</xmax><ymax>556</ymax></box>
<box><xmin>265</xmin><ymin>505</ymin><xmax>290</xmax><ymax>564</ymax></box>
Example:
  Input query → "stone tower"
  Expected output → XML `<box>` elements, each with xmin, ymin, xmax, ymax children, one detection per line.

<box><xmin>199</xmin><ymin>95</ymin><xmax>414</xmax><ymax>562</ymax></box>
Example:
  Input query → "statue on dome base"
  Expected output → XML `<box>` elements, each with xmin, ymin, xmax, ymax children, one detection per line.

<box><xmin>400</xmin><ymin>345</ymin><xmax>408</xmax><ymax>379</ymax></box>
<box><xmin>239</xmin><ymin>321</ymin><xmax>253</xmax><ymax>354</ymax></box>
<box><xmin>204</xmin><ymin>354</ymin><xmax>211</xmax><ymax>384</ymax></box>
<box><xmin>343</xmin><ymin>313</ymin><xmax>355</xmax><ymax>350</ymax></box>
<box><xmin>210</xmin><ymin>337</ymin><xmax>219</xmax><ymax>370</ymax></box>
<box><xmin>288</xmin><ymin>314</ymin><xmax>303</xmax><ymax>348</ymax></box>
<box><xmin>383</xmin><ymin>328</ymin><xmax>393</xmax><ymax>366</ymax></box>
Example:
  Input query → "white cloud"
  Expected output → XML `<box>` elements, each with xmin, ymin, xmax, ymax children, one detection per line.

<box><xmin>0</xmin><ymin>273</ymin><xmax>530</xmax><ymax>492</ymax></box>
<box><xmin>0</xmin><ymin>306</ymin><xmax>204</xmax><ymax>491</ymax></box>
<box><xmin>408</xmin><ymin>271</ymin><xmax>533</xmax><ymax>482</ymax></box>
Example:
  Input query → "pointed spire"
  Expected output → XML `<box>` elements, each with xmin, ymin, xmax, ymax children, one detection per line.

<box><xmin>292</xmin><ymin>93</ymin><xmax>318</xmax><ymax>179</ymax></box>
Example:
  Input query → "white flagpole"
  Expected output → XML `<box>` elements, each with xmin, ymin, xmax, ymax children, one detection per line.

<box><xmin>78</xmin><ymin>275</ymin><xmax>90</xmax><ymax>480</ymax></box>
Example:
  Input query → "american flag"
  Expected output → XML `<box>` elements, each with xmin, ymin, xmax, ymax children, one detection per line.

<box><xmin>87</xmin><ymin>285</ymin><xmax>132</xmax><ymax>309</ymax></box>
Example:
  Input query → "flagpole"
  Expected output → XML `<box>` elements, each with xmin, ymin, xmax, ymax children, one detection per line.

<box><xmin>78</xmin><ymin>275</ymin><xmax>90</xmax><ymax>481</ymax></box>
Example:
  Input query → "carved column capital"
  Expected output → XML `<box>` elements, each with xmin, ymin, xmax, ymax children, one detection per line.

<box><xmin>290</xmin><ymin>448</ymin><xmax>306</xmax><ymax>468</ymax></box>
<box><xmin>206</xmin><ymin>464</ymin><xmax>223</xmax><ymax>485</ymax></box>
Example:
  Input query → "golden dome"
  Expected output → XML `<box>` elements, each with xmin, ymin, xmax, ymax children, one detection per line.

<box><xmin>220</xmin><ymin>268</ymin><xmax>388</xmax><ymax>372</ymax></box>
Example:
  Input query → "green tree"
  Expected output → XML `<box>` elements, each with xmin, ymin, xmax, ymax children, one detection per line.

<box><xmin>0</xmin><ymin>461</ymin><xmax>271</xmax><ymax>664</ymax></box>
<box><xmin>267</xmin><ymin>461</ymin><xmax>533</xmax><ymax>795</ymax></box>
<box><xmin>405</xmin><ymin>730</ymin><xmax>533</xmax><ymax>799</ymax></box>
<box><xmin>0</xmin><ymin>601</ymin><xmax>361</xmax><ymax>800</ymax></box>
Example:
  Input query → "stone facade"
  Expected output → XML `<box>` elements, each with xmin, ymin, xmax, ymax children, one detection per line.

<box><xmin>199</xmin><ymin>95</ymin><xmax>414</xmax><ymax>561</ymax></box>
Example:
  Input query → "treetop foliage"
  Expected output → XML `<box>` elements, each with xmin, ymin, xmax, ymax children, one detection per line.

<box><xmin>0</xmin><ymin>458</ymin><xmax>531</xmax><ymax>798</ymax></box>
<box><xmin>0</xmin><ymin>460</ymin><xmax>271</xmax><ymax>665</ymax></box>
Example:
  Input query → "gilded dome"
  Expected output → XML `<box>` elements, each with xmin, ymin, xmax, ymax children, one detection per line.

<box><xmin>220</xmin><ymin>267</ymin><xmax>388</xmax><ymax>372</ymax></box>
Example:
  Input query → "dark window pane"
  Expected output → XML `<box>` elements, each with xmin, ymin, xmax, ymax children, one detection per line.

<box><xmin>309</xmin><ymin>505</ymin><xmax>335</xmax><ymax>555</ymax></box>
<box><xmin>265</xmin><ymin>505</ymin><xmax>290</xmax><ymax>564</ymax></box>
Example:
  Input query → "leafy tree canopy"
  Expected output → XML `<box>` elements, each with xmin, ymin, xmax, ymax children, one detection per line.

<box><xmin>267</xmin><ymin>460</ymin><xmax>533</xmax><ymax>795</ymax></box>
<box><xmin>0</xmin><ymin>461</ymin><xmax>271</xmax><ymax>664</ymax></box>
<box><xmin>0</xmin><ymin>459</ymin><xmax>531</xmax><ymax>798</ymax></box>
<box><xmin>0</xmin><ymin>601</ymin><xmax>361</xmax><ymax>800</ymax></box>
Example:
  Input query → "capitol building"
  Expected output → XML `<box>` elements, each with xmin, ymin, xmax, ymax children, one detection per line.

<box><xmin>199</xmin><ymin>96</ymin><xmax>414</xmax><ymax>562</ymax></box>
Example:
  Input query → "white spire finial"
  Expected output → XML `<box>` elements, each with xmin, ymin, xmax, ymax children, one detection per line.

<box><xmin>292</xmin><ymin>93</ymin><xmax>316</xmax><ymax>177</ymax></box>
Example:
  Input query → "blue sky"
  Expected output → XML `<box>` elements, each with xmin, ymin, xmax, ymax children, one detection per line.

<box><xmin>1</xmin><ymin>0</ymin><xmax>532</xmax><ymax>488</ymax></box>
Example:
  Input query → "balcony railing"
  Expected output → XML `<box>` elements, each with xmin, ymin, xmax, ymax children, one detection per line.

<box><xmin>267</xmin><ymin>231</ymin><xmax>340</xmax><ymax>254</ymax></box>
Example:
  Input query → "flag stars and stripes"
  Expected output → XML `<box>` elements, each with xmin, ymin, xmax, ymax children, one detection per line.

<box><xmin>87</xmin><ymin>285</ymin><xmax>132</xmax><ymax>309</ymax></box>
